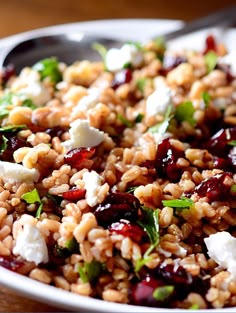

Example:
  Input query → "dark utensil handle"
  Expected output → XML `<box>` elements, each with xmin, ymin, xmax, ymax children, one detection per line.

<box><xmin>162</xmin><ymin>5</ymin><xmax>236</xmax><ymax>41</ymax></box>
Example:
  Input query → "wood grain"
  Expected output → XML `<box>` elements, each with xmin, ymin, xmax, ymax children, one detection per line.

<box><xmin>0</xmin><ymin>0</ymin><xmax>236</xmax><ymax>311</ymax></box>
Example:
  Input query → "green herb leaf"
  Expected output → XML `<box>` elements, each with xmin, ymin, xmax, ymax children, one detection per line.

<box><xmin>126</xmin><ymin>41</ymin><xmax>143</xmax><ymax>50</ymax></box>
<box><xmin>201</xmin><ymin>91</ymin><xmax>211</xmax><ymax>108</ymax></box>
<box><xmin>162</xmin><ymin>197</ymin><xmax>194</xmax><ymax>208</ymax></box>
<box><xmin>153</xmin><ymin>36</ymin><xmax>166</xmax><ymax>51</ymax></box>
<box><xmin>92</xmin><ymin>42</ymin><xmax>107</xmax><ymax>63</ymax></box>
<box><xmin>117</xmin><ymin>113</ymin><xmax>133</xmax><ymax>127</ymax></box>
<box><xmin>22</xmin><ymin>188</ymin><xmax>41</xmax><ymax>204</ymax></box>
<box><xmin>78</xmin><ymin>260</ymin><xmax>103</xmax><ymax>283</ymax></box>
<box><xmin>136</xmin><ymin>207</ymin><xmax>159</xmax><ymax>271</ymax></box>
<box><xmin>230</xmin><ymin>184</ymin><xmax>236</xmax><ymax>193</ymax></box>
<box><xmin>153</xmin><ymin>285</ymin><xmax>174</xmax><ymax>302</ymax></box>
<box><xmin>22</xmin><ymin>188</ymin><xmax>44</xmax><ymax>218</ymax></box>
<box><xmin>127</xmin><ymin>186</ymin><xmax>138</xmax><ymax>193</ymax></box>
<box><xmin>0</xmin><ymin>92</ymin><xmax>14</xmax><ymax>106</ymax></box>
<box><xmin>148</xmin><ymin>105</ymin><xmax>173</xmax><ymax>134</ymax></box>
<box><xmin>175</xmin><ymin>101</ymin><xmax>196</xmax><ymax>126</ymax></box>
<box><xmin>204</xmin><ymin>51</ymin><xmax>217</xmax><ymax>73</ymax></box>
<box><xmin>0</xmin><ymin>135</ymin><xmax>8</xmax><ymax>153</ymax></box>
<box><xmin>35</xmin><ymin>202</ymin><xmax>44</xmax><ymax>218</ymax></box>
<box><xmin>228</xmin><ymin>140</ymin><xmax>236</xmax><ymax>146</ymax></box>
<box><xmin>135</xmin><ymin>113</ymin><xmax>144</xmax><ymax>123</ymax></box>
<box><xmin>33</xmin><ymin>57</ymin><xmax>62</xmax><ymax>83</ymax></box>
<box><xmin>22</xmin><ymin>98</ymin><xmax>37</xmax><ymax>110</ymax></box>
<box><xmin>0</xmin><ymin>124</ymin><xmax>26</xmax><ymax>132</ymax></box>
<box><xmin>136</xmin><ymin>77</ymin><xmax>147</xmax><ymax>93</ymax></box>
<box><xmin>189</xmin><ymin>304</ymin><xmax>199</xmax><ymax>310</ymax></box>
<box><xmin>65</xmin><ymin>237</ymin><xmax>79</xmax><ymax>253</ymax></box>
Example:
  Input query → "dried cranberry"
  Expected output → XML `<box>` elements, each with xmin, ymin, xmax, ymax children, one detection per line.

<box><xmin>45</xmin><ymin>126</ymin><xmax>68</xmax><ymax>139</ymax></box>
<box><xmin>213</xmin><ymin>156</ymin><xmax>231</xmax><ymax>170</ymax></box>
<box><xmin>157</xmin><ymin>263</ymin><xmax>192</xmax><ymax>286</ymax></box>
<box><xmin>62</xmin><ymin>188</ymin><xmax>86</xmax><ymax>201</ymax></box>
<box><xmin>109</xmin><ymin>219</ymin><xmax>147</xmax><ymax>242</ymax></box>
<box><xmin>94</xmin><ymin>192</ymin><xmax>140</xmax><ymax>227</ymax></box>
<box><xmin>1</xmin><ymin>64</ymin><xmax>16</xmax><ymax>85</ymax></box>
<box><xmin>131</xmin><ymin>276</ymin><xmax>166</xmax><ymax>307</ymax></box>
<box><xmin>206</xmin><ymin>127</ymin><xmax>236</xmax><ymax>157</ymax></box>
<box><xmin>194</xmin><ymin>172</ymin><xmax>233</xmax><ymax>202</ymax></box>
<box><xmin>0</xmin><ymin>255</ymin><xmax>25</xmax><ymax>272</ymax></box>
<box><xmin>64</xmin><ymin>147</ymin><xmax>95</xmax><ymax>169</ymax></box>
<box><xmin>0</xmin><ymin>135</ymin><xmax>29</xmax><ymax>162</ymax></box>
<box><xmin>203</xmin><ymin>34</ymin><xmax>217</xmax><ymax>54</ymax></box>
<box><xmin>111</xmin><ymin>69</ymin><xmax>132</xmax><ymax>90</ymax></box>
<box><xmin>155</xmin><ymin>138</ymin><xmax>184</xmax><ymax>182</ymax></box>
<box><xmin>216</xmin><ymin>63</ymin><xmax>235</xmax><ymax>83</ymax></box>
<box><xmin>160</xmin><ymin>55</ymin><xmax>187</xmax><ymax>75</ymax></box>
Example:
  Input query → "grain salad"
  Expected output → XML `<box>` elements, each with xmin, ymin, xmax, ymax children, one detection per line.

<box><xmin>0</xmin><ymin>34</ymin><xmax>236</xmax><ymax>310</ymax></box>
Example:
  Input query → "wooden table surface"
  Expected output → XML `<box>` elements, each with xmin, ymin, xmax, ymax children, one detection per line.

<box><xmin>0</xmin><ymin>0</ymin><xmax>236</xmax><ymax>311</ymax></box>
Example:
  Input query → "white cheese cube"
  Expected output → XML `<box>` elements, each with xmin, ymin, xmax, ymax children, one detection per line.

<box><xmin>204</xmin><ymin>231</ymin><xmax>236</xmax><ymax>277</ymax></box>
<box><xmin>63</xmin><ymin>119</ymin><xmax>105</xmax><ymax>151</ymax></box>
<box><xmin>82</xmin><ymin>170</ymin><xmax>104</xmax><ymax>207</ymax></box>
<box><xmin>146</xmin><ymin>86</ymin><xmax>172</xmax><ymax>117</ymax></box>
<box><xmin>0</xmin><ymin>161</ymin><xmax>39</xmax><ymax>183</ymax></box>
<box><xmin>13</xmin><ymin>224</ymin><xmax>49</xmax><ymax>265</ymax></box>
<box><xmin>106</xmin><ymin>43</ymin><xmax>143</xmax><ymax>72</ymax></box>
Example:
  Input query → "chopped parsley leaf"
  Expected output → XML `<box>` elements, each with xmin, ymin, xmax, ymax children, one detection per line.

<box><xmin>136</xmin><ymin>77</ymin><xmax>147</xmax><ymax>93</ymax></box>
<box><xmin>153</xmin><ymin>285</ymin><xmax>175</xmax><ymax>302</ymax></box>
<box><xmin>33</xmin><ymin>57</ymin><xmax>62</xmax><ymax>83</ymax></box>
<box><xmin>162</xmin><ymin>197</ymin><xmax>194</xmax><ymax>209</ymax></box>
<box><xmin>0</xmin><ymin>124</ymin><xmax>26</xmax><ymax>132</ymax></box>
<box><xmin>0</xmin><ymin>135</ymin><xmax>8</xmax><ymax>154</ymax></box>
<box><xmin>175</xmin><ymin>101</ymin><xmax>196</xmax><ymax>126</ymax></box>
<box><xmin>21</xmin><ymin>98</ymin><xmax>37</xmax><ymax>110</ymax></box>
<box><xmin>228</xmin><ymin>140</ymin><xmax>236</xmax><ymax>146</ymax></box>
<box><xmin>21</xmin><ymin>188</ymin><xmax>44</xmax><ymax>218</ymax></box>
<box><xmin>201</xmin><ymin>91</ymin><xmax>211</xmax><ymax>108</ymax></box>
<box><xmin>204</xmin><ymin>51</ymin><xmax>217</xmax><ymax>73</ymax></box>
<box><xmin>136</xmin><ymin>207</ymin><xmax>159</xmax><ymax>271</ymax></box>
<box><xmin>135</xmin><ymin>113</ymin><xmax>144</xmax><ymax>123</ymax></box>
<box><xmin>117</xmin><ymin>113</ymin><xmax>133</xmax><ymax>128</ymax></box>
<box><xmin>148</xmin><ymin>105</ymin><xmax>173</xmax><ymax>135</ymax></box>
<box><xmin>78</xmin><ymin>260</ymin><xmax>103</xmax><ymax>283</ymax></box>
<box><xmin>92</xmin><ymin>42</ymin><xmax>107</xmax><ymax>64</ymax></box>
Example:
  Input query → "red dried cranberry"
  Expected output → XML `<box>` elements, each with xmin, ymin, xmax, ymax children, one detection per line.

<box><xmin>45</xmin><ymin>126</ymin><xmax>68</xmax><ymax>139</ymax></box>
<box><xmin>157</xmin><ymin>263</ymin><xmax>192</xmax><ymax>286</ymax></box>
<box><xmin>0</xmin><ymin>256</ymin><xmax>25</xmax><ymax>272</ymax></box>
<box><xmin>62</xmin><ymin>188</ymin><xmax>86</xmax><ymax>201</ymax></box>
<box><xmin>216</xmin><ymin>63</ymin><xmax>235</xmax><ymax>83</ymax></box>
<box><xmin>94</xmin><ymin>192</ymin><xmax>140</xmax><ymax>227</ymax></box>
<box><xmin>206</xmin><ymin>127</ymin><xmax>236</xmax><ymax>157</ymax></box>
<box><xmin>194</xmin><ymin>172</ymin><xmax>233</xmax><ymax>202</ymax></box>
<box><xmin>64</xmin><ymin>147</ymin><xmax>95</xmax><ymax>169</ymax></box>
<box><xmin>131</xmin><ymin>276</ymin><xmax>166</xmax><ymax>307</ymax></box>
<box><xmin>213</xmin><ymin>156</ymin><xmax>231</xmax><ymax>170</ymax></box>
<box><xmin>203</xmin><ymin>34</ymin><xmax>217</xmax><ymax>54</ymax></box>
<box><xmin>111</xmin><ymin>69</ymin><xmax>132</xmax><ymax>90</ymax></box>
<box><xmin>160</xmin><ymin>55</ymin><xmax>187</xmax><ymax>75</ymax></box>
<box><xmin>0</xmin><ymin>135</ymin><xmax>29</xmax><ymax>162</ymax></box>
<box><xmin>155</xmin><ymin>138</ymin><xmax>184</xmax><ymax>182</ymax></box>
<box><xmin>1</xmin><ymin>64</ymin><xmax>16</xmax><ymax>85</ymax></box>
<box><xmin>109</xmin><ymin>219</ymin><xmax>147</xmax><ymax>242</ymax></box>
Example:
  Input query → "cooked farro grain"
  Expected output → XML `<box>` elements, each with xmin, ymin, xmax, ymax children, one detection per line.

<box><xmin>0</xmin><ymin>33</ymin><xmax>236</xmax><ymax>310</ymax></box>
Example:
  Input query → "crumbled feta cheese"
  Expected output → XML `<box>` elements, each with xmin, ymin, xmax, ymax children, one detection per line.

<box><xmin>204</xmin><ymin>231</ymin><xmax>236</xmax><ymax>277</ymax></box>
<box><xmin>146</xmin><ymin>86</ymin><xmax>172</xmax><ymax>117</ymax></box>
<box><xmin>82</xmin><ymin>170</ymin><xmax>104</xmax><ymax>207</ymax></box>
<box><xmin>73</xmin><ymin>87</ymin><xmax>101</xmax><ymax>114</ymax></box>
<box><xmin>0</xmin><ymin>161</ymin><xmax>39</xmax><ymax>183</ymax></box>
<box><xmin>63</xmin><ymin>119</ymin><xmax>105</xmax><ymax>151</ymax></box>
<box><xmin>106</xmin><ymin>43</ymin><xmax>143</xmax><ymax>72</ymax></box>
<box><xmin>218</xmin><ymin>51</ymin><xmax>236</xmax><ymax>76</ymax></box>
<box><xmin>19</xmin><ymin>81</ymin><xmax>51</xmax><ymax>106</ymax></box>
<box><xmin>13</xmin><ymin>224</ymin><xmax>49</xmax><ymax>265</ymax></box>
<box><xmin>11</xmin><ymin>68</ymin><xmax>51</xmax><ymax>106</ymax></box>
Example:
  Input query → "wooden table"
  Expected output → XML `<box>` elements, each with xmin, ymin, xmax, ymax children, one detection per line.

<box><xmin>0</xmin><ymin>0</ymin><xmax>236</xmax><ymax>311</ymax></box>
